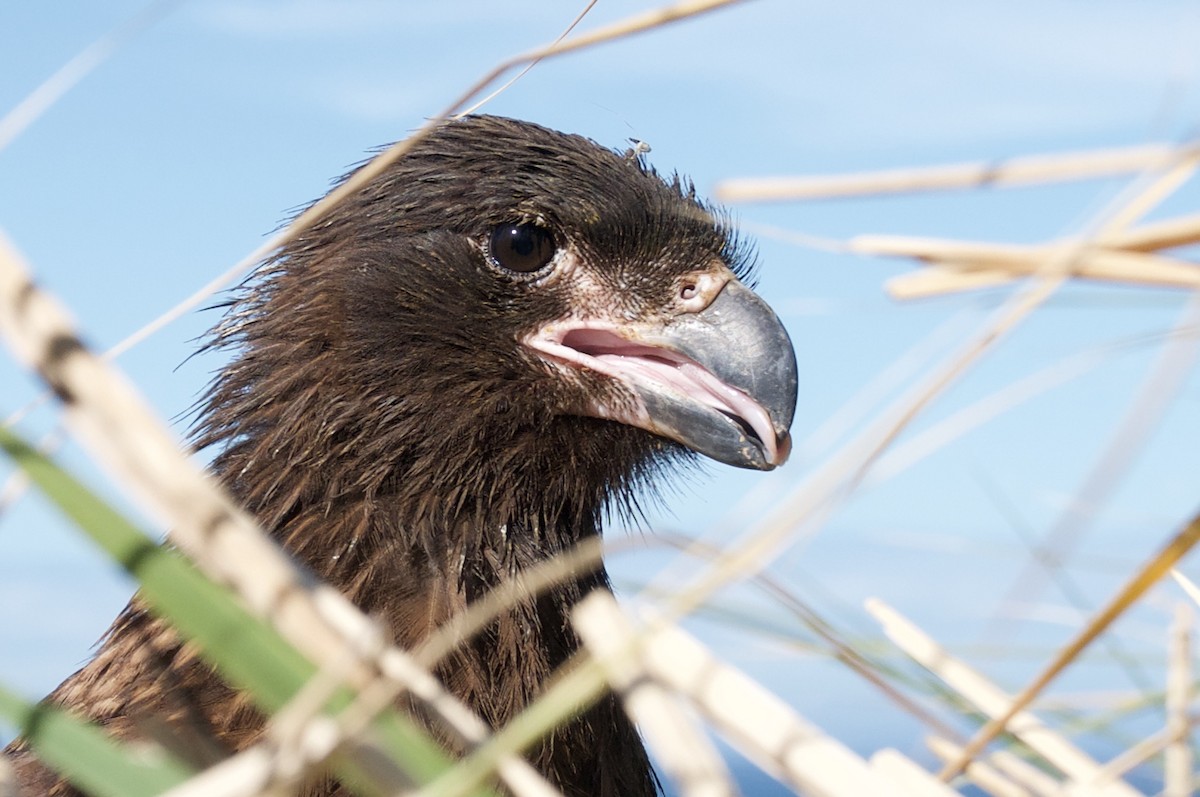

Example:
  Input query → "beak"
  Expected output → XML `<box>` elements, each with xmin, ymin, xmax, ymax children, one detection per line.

<box><xmin>525</xmin><ymin>279</ymin><xmax>798</xmax><ymax>470</ymax></box>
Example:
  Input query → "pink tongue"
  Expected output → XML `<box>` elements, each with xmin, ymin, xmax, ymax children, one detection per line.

<box><xmin>564</xmin><ymin>329</ymin><xmax>779</xmax><ymax>463</ymax></box>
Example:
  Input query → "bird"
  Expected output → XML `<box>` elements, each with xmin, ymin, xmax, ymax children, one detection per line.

<box><xmin>5</xmin><ymin>115</ymin><xmax>797</xmax><ymax>796</ymax></box>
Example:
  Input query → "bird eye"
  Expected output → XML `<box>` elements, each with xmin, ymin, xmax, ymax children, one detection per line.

<box><xmin>488</xmin><ymin>223</ymin><xmax>557</xmax><ymax>274</ymax></box>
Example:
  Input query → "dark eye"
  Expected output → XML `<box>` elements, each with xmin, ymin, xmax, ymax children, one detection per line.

<box><xmin>488</xmin><ymin>222</ymin><xmax>557</xmax><ymax>274</ymax></box>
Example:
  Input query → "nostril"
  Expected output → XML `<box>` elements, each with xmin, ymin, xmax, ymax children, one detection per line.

<box><xmin>677</xmin><ymin>271</ymin><xmax>730</xmax><ymax>313</ymax></box>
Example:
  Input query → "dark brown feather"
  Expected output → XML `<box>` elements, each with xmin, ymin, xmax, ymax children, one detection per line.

<box><xmin>7</xmin><ymin>116</ymin><xmax>755</xmax><ymax>796</ymax></box>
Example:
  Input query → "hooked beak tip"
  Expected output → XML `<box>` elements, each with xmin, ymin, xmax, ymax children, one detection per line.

<box><xmin>770</xmin><ymin>430</ymin><xmax>792</xmax><ymax>468</ymax></box>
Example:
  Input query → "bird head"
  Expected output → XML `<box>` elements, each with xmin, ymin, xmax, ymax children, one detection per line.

<box><xmin>203</xmin><ymin>116</ymin><xmax>796</xmax><ymax>528</ymax></box>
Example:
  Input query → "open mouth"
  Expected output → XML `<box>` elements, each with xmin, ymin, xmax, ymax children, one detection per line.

<box><xmin>527</xmin><ymin>324</ymin><xmax>783</xmax><ymax>466</ymax></box>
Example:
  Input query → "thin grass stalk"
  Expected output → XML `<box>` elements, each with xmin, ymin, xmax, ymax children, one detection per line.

<box><xmin>921</xmin><ymin>739</ymin><xmax>1046</xmax><ymax>792</ymax></box>
<box><xmin>869</xmin><ymin>342</ymin><xmax>1119</xmax><ymax>484</ymax></box>
<box><xmin>796</xmin><ymin>309</ymin><xmax>978</xmax><ymax>461</ymax></box>
<box><xmin>251</xmin><ymin>647</ymin><xmax>366</xmax><ymax>795</ymax></box>
<box><xmin>1094</xmin><ymin>728</ymin><xmax>1173</xmax><ymax>790</ymax></box>
<box><xmin>415</xmin><ymin>538</ymin><xmax>603</xmax><ymax>668</ymax></box>
<box><xmin>1165</xmin><ymin>603</ymin><xmax>1193</xmax><ymax>797</ymax></box>
<box><xmin>412</xmin><ymin>659</ymin><xmax>608</xmax><ymax>797</ymax></box>
<box><xmin>0</xmin><ymin>0</ymin><xmax>180</xmax><ymax>152</ymax></box>
<box><xmin>454</xmin><ymin>1</ymin><xmax>598</xmax><ymax>118</ymax></box>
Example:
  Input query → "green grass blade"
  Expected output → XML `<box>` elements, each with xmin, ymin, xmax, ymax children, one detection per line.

<box><xmin>0</xmin><ymin>685</ymin><xmax>193</xmax><ymax>797</ymax></box>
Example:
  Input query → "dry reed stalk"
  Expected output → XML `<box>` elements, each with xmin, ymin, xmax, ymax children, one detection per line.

<box><xmin>1108</xmin><ymin>212</ymin><xmax>1200</xmax><ymax>252</ymax></box>
<box><xmin>574</xmin><ymin>594</ymin><xmax>739</xmax><ymax>797</ymax></box>
<box><xmin>925</xmin><ymin>737</ymin><xmax>1033</xmax><ymax>797</ymax></box>
<box><xmin>1097</xmin><ymin>152</ymin><xmax>1200</xmax><ymax>237</ymax></box>
<box><xmin>984</xmin><ymin>248</ymin><xmax>1197</xmax><ymax>287</ymax></box>
<box><xmin>725</xmin><ymin>144</ymin><xmax>1200</xmax><ymax>299</ymax></box>
<box><xmin>713</xmin><ymin>143</ymin><xmax>1185</xmax><ymax>203</ymax></box>
<box><xmin>849</xmin><ymin>236</ymin><xmax>1043</xmax><ymax>266</ymax></box>
<box><xmin>850</xmin><ymin>235</ymin><xmax>1200</xmax><ymax>299</ymax></box>
<box><xmin>866</xmin><ymin>599</ymin><xmax>1141</xmax><ymax>797</ymax></box>
<box><xmin>154</xmin><ymin>706</ymin><xmax>342</xmax><ymax>797</ymax></box>
<box><xmin>885</xmin><ymin>268</ymin><xmax>1020</xmax><ymax>300</ymax></box>
<box><xmin>1164</xmin><ymin>603</ymin><xmax>1192</xmax><ymax>797</ymax></box>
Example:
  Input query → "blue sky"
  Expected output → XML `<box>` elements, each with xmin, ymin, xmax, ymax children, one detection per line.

<box><xmin>4</xmin><ymin>0</ymin><xmax>1200</xmax><ymax>783</ymax></box>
